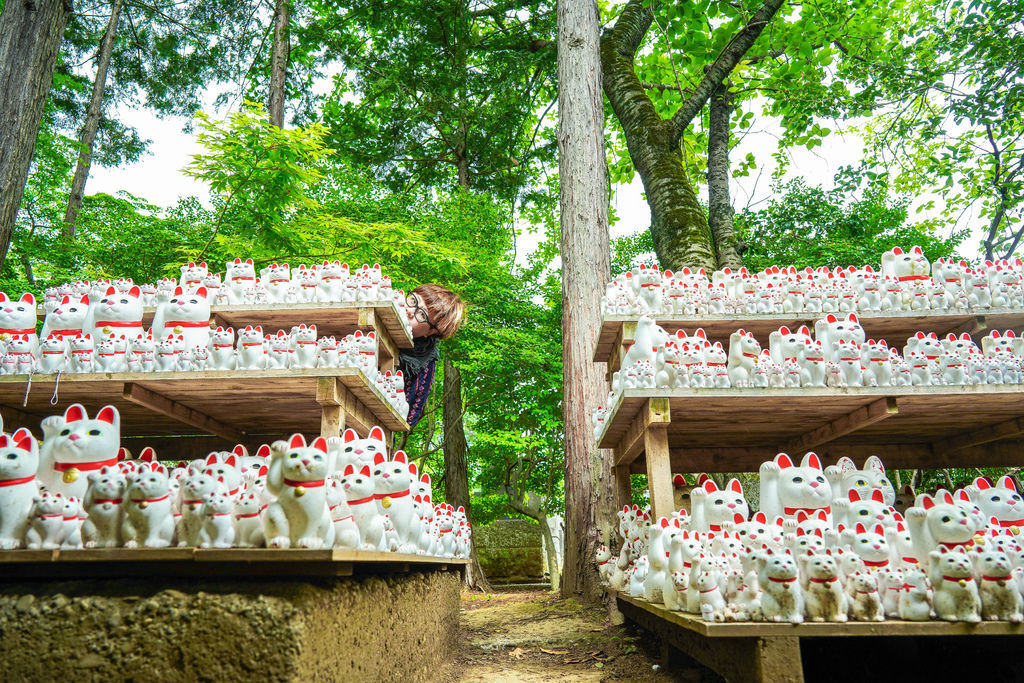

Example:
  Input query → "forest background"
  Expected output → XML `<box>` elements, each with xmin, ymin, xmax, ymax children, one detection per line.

<box><xmin>0</xmin><ymin>0</ymin><xmax>1020</xmax><ymax>594</ymax></box>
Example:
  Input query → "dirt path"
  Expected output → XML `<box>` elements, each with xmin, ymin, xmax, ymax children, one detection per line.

<box><xmin>445</xmin><ymin>589</ymin><xmax>702</xmax><ymax>682</ymax></box>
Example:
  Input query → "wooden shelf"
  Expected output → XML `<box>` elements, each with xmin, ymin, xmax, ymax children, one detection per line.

<box><xmin>599</xmin><ymin>385</ymin><xmax>1024</xmax><ymax>474</ymax></box>
<box><xmin>593</xmin><ymin>309</ymin><xmax>1024</xmax><ymax>371</ymax></box>
<box><xmin>0</xmin><ymin>368</ymin><xmax>409</xmax><ymax>456</ymax></box>
<box><xmin>0</xmin><ymin>548</ymin><xmax>466</xmax><ymax>580</ymax></box>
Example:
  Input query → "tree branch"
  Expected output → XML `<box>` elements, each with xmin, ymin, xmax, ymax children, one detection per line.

<box><xmin>668</xmin><ymin>0</ymin><xmax>786</xmax><ymax>147</ymax></box>
<box><xmin>607</xmin><ymin>0</ymin><xmax>653</xmax><ymax>60</ymax></box>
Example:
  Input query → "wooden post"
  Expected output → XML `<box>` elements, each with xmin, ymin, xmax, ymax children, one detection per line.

<box><xmin>316</xmin><ymin>377</ymin><xmax>346</xmax><ymax>438</ymax></box>
<box><xmin>614</xmin><ymin>465</ymin><xmax>632</xmax><ymax>510</ymax></box>
<box><xmin>644</xmin><ymin>425</ymin><xmax>673</xmax><ymax>519</ymax></box>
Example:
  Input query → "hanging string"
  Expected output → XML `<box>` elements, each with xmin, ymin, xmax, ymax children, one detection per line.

<box><xmin>21</xmin><ymin>371</ymin><xmax>32</xmax><ymax>407</ymax></box>
<box><xmin>50</xmin><ymin>370</ymin><xmax>63</xmax><ymax>406</ymax></box>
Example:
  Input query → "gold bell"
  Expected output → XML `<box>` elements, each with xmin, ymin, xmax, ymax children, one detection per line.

<box><xmin>382</xmin><ymin>496</ymin><xmax>392</xmax><ymax>509</ymax></box>
<box><xmin>101</xmin><ymin>326</ymin><xmax>113</xmax><ymax>335</ymax></box>
<box><xmin>62</xmin><ymin>468</ymin><xmax>80</xmax><ymax>484</ymax></box>
<box><xmin>172</xmin><ymin>325</ymin><xmax>183</xmax><ymax>334</ymax></box>
<box><xmin>1011</xmin><ymin>526</ymin><xmax>1020</xmax><ymax>536</ymax></box>
<box><xmin>958</xmin><ymin>579</ymin><xmax>967</xmax><ymax>587</ymax></box>
<box><xmin>138</xmin><ymin>501</ymin><xmax>149</xmax><ymax>510</ymax></box>
<box><xmin>294</xmin><ymin>486</ymin><xmax>306</xmax><ymax>498</ymax></box>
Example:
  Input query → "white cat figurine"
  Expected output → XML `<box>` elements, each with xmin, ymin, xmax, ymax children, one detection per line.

<box><xmin>81</xmin><ymin>465</ymin><xmax>127</xmax><ymax>548</ymax></box>
<box><xmin>0</xmin><ymin>429</ymin><xmax>39</xmax><ymax>549</ymax></box>
<box><xmin>122</xmin><ymin>462</ymin><xmax>175</xmax><ymax>548</ymax></box>
<box><xmin>264</xmin><ymin>433</ymin><xmax>335</xmax><ymax>549</ymax></box>
<box><xmin>39</xmin><ymin>404</ymin><xmax>120</xmax><ymax>500</ymax></box>
<box><xmin>340</xmin><ymin>463</ymin><xmax>386</xmax><ymax>551</ymax></box>
<box><xmin>929</xmin><ymin>546</ymin><xmax>981</xmax><ymax>622</ymax></box>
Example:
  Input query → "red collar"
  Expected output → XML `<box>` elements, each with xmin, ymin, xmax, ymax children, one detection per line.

<box><xmin>0</xmin><ymin>328</ymin><xmax>34</xmax><ymax>334</ymax></box>
<box><xmin>375</xmin><ymin>489</ymin><xmax>411</xmax><ymax>500</ymax></box>
<box><xmin>943</xmin><ymin>575</ymin><xmax>972</xmax><ymax>583</ymax></box>
<box><xmin>742</xmin><ymin>352</ymin><xmax>758</xmax><ymax>359</ymax></box>
<box><xmin>863</xmin><ymin>559</ymin><xmax>889</xmax><ymax>568</ymax></box>
<box><xmin>856</xmin><ymin>588</ymin><xmax>878</xmax><ymax>594</ymax></box>
<box><xmin>42</xmin><ymin>350</ymin><xmax>66</xmax><ymax>355</ymax></box>
<box><xmin>0</xmin><ymin>474</ymin><xmax>35</xmax><ymax>487</ymax></box>
<box><xmin>130</xmin><ymin>493</ymin><xmax>170</xmax><ymax>505</ymax></box>
<box><xmin>50</xmin><ymin>329</ymin><xmax>81</xmax><ymax>337</ymax></box>
<box><xmin>54</xmin><ymin>457</ymin><xmax>117</xmax><ymax>473</ymax></box>
<box><xmin>982</xmin><ymin>575</ymin><xmax>1012</xmax><ymax>581</ymax></box>
<box><xmin>36</xmin><ymin>513</ymin><xmax>62</xmax><ymax>519</ymax></box>
<box><xmin>784</xmin><ymin>506</ymin><xmax>828</xmax><ymax>516</ymax></box>
<box><xmin>809</xmin><ymin>576</ymin><xmax>838</xmax><ymax>583</ymax></box>
<box><xmin>997</xmin><ymin>519</ymin><xmax>1024</xmax><ymax>528</ymax></box>
<box><xmin>898</xmin><ymin>275</ymin><xmax>928</xmax><ymax>282</ymax></box>
<box><xmin>598</xmin><ymin>559</ymin><xmax>610</xmax><ymax>566</ymax></box>
<box><xmin>231</xmin><ymin>276</ymin><xmax>255</xmax><ymax>282</ymax></box>
<box><xmin>347</xmin><ymin>494</ymin><xmax>375</xmax><ymax>506</ymax></box>
<box><xmin>92</xmin><ymin>498</ymin><xmax>123</xmax><ymax>505</ymax></box>
<box><xmin>96</xmin><ymin>320</ymin><xmax>142</xmax><ymax>328</ymax></box>
<box><xmin>938</xmin><ymin>540</ymin><xmax>973</xmax><ymax>550</ymax></box>
<box><xmin>284</xmin><ymin>478</ymin><xmax>325</xmax><ymax>488</ymax></box>
<box><xmin>235</xmin><ymin>511</ymin><xmax>260</xmax><ymax>519</ymax></box>
<box><xmin>768</xmin><ymin>576</ymin><xmax>797</xmax><ymax>583</ymax></box>
<box><xmin>164</xmin><ymin>320</ymin><xmax>209</xmax><ymax>328</ymax></box>
<box><xmin>699</xmin><ymin>586</ymin><xmax>720</xmax><ymax>594</ymax></box>
<box><xmin>902</xmin><ymin>557</ymin><xmax>918</xmax><ymax>564</ymax></box>
<box><xmin>333</xmin><ymin>514</ymin><xmax>354</xmax><ymax>523</ymax></box>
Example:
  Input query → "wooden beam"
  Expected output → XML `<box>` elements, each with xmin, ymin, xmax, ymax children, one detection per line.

<box><xmin>934</xmin><ymin>416</ymin><xmax>1024</xmax><ymax>456</ymax></box>
<box><xmin>122</xmin><ymin>383</ymin><xmax>245</xmax><ymax>442</ymax></box>
<box><xmin>781</xmin><ymin>397</ymin><xmax>898</xmax><ymax>454</ymax></box>
<box><xmin>645</xmin><ymin>425</ymin><xmax>674</xmax><ymax>519</ymax></box>
<box><xmin>614</xmin><ymin>465</ymin><xmax>632</xmax><ymax>510</ymax></box>
<box><xmin>358</xmin><ymin>308</ymin><xmax>374</xmax><ymax>328</ymax></box>
<box><xmin>615</xmin><ymin>398</ymin><xmax>671</xmax><ymax>466</ymax></box>
<box><xmin>606</xmin><ymin>320</ymin><xmax>637</xmax><ymax>381</ymax></box>
<box><xmin>316</xmin><ymin>376</ymin><xmax>347</xmax><ymax>438</ymax></box>
<box><xmin>943</xmin><ymin>315</ymin><xmax>987</xmax><ymax>338</ymax></box>
<box><xmin>372</xmin><ymin>319</ymin><xmax>399</xmax><ymax>371</ymax></box>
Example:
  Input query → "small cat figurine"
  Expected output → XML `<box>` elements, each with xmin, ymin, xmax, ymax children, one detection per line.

<box><xmin>898</xmin><ymin>568</ymin><xmax>933</xmax><ymax>621</ymax></box>
<box><xmin>848</xmin><ymin>571</ymin><xmax>885</xmax><ymax>621</ymax></box>
<box><xmin>316</xmin><ymin>260</ymin><xmax>348</xmax><ymax>302</ymax></box>
<box><xmin>208</xmin><ymin>326</ymin><xmax>236</xmax><ymax>370</ymax></box>
<box><xmin>68</xmin><ymin>334</ymin><xmax>95</xmax><ymax>373</ymax></box>
<box><xmin>122</xmin><ymin>461</ymin><xmax>176</xmax><ymax>548</ymax></box>
<box><xmin>834</xmin><ymin>339</ymin><xmax>863</xmax><ymax>387</ymax></box>
<box><xmin>25</xmin><ymin>491</ymin><xmax>67</xmax><ymax>549</ymax></box>
<box><xmin>236</xmin><ymin>325</ymin><xmax>266</xmax><ymax>370</ymax></box>
<box><xmin>127</xmin><ymin>333</ymin><xmax>156</xmax><ymax>373</ymax></box>
<box><xmin>0</xmin><ymin>292</ymin><xmax>39</xmax><ymax>356</ymax></box>
<box><xmin>41</xmin><ymin>295</ymin><xmax>90</xmax><ymax>341</ymax></box>
<box><xmin>327</xmin><ymin>478</ymin><xmax>361</xmax><ymax>550</ymax></box>
<box><xmin>814</xmin><ymin>313</ymin><xmax>865</xmax><ymax>362</ymax></box>
<box><xmin>340</xmin><ymin>463</ymin><xmax>385</xmax><ymax>550</ymax></box>
<box><xmin>233</xmin><ymin>489</ymin><xmax>265</xmax><ymax>548</ymax></box>
<box><xmin>178</xmin><ymin>261</ymin><xmax>210</xmax><ymax>291</ymax></box>
<box><xmin>224</xmin><ymin>258</ymin><xmax>257</xmax><ymax>304</ymax></box>
<box><xmin>0</xmin><ymin>429</ymin><xmax>40</xmax><ymax>548</ymax></box>
<box><xmin>178</xmin><ymin>468</ymin><xmax>220</xmax><ymax>546</ymax></box>
<box><xmin>372</xmin><ymin>449</ymin><xmax>418</xmax><ymax>554</ymax></box>
<box><xmin>202</xmin><ymin>452</ymin><xmax>243</xmax><ymax>498</ymax></box>
<box><xmin>60</xmin><ymin>495</ymin><xmax>84</xmax><ymax>548</ymax></box>
<box><xmin>929</xmin><ymin>546</ymin><xmax>981</xmax><ymax>622</ymax></box>
<box><xmin>82</xmin><ymin>465</ymin><xmax>127</xmax><ymax>548</ymax></box>
<box><xmin>291</xmin><ymin>324</ymin><xmax>318</xmax><ymax>368</ymax></box>
<box><xmin>198</xmin><ymin>488</ymin><xmax>235</xmax><ymax>548</ymax></box>
<box><xmin>316</xmin><ymin>336</ymin><xmax>339</xmax><ymax>368</ymax></box>
<box><xmin>727</xmin><ymin>329</ymin><xmax>760</xmax><ymax>388</ymax></box>
<box><xmin>265</xmin><ymin>330</ymin><xmax>293</xmax><ymax>369</ymax></box>
<box><xmin>261</xmin><ymin>262</ymin><xmax>293</xmax><ymax>303</ymax></box>
<box><xmin>757</xmin><ymin>547</ymin><xmax>804</xmax><ymax>623</ymax></box>
<box><xmin>974</xmin><ymin>549</ymin><xmax>1023</xmax><ymax>622</ymax></box>
<box><xmin>95</xmin><ymin>333</ymin><xmax>129</xmax><ymax>373</ymax></box>
<box><xmin>842</xmin><ymin>523</ymin><xmax>892</xmax><ymax>570</ymax></box>
<box><xmin>39</xmin><ymin>404</ymin><xmax>120</xmax><ymax>500</ymax></box>
<box><xmin>292</xmin><ymin>264</ymin><xmax>319</xmax><ymax>303</ymax></box>
<box><xmin>151</xmin><ymin>286</ymin><xmax>211</xmax><ymax>353</ymax></box>
<box><xmin>799</xmin><ymin>550</ymin><xmax>848</xmax><ymax>622</ymax></box>
<box><xmin>264</xmin><ymin>433</ymin><xmax>335</xmax><ymax>549</ymax></box>
<box><xmin>155</xmin><ymin>334</ymin><xmax>182</xmax><ymax>372</ymax></box>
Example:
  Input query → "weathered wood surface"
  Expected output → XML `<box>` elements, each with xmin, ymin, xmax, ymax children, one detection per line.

<box><xmin>600</xmin><ymin>385</ymin><xmax>1024</xmax><ymax>472</ymax></box>
<box><xmin>0</xmin><ymin>368</ymin><xmax>409</xmax><ymax>445</ymax></box>
<box><xmin>594</xmin><ymin>309</ymin><xmax>1024</xmax><ymax>367</ymax></box>
<box><xmin>0</xmin><ymin>547</ymin><xmax>466</xmax><ymax>580</ymax></box>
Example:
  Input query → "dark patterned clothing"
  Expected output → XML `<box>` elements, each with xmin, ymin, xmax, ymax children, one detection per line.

<box><xmin>402</xmin><ymin>358</ymin><xmax>435</xmax><ymax>427</ymax></box>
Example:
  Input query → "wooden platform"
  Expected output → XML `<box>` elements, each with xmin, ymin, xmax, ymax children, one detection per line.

<box><xmin>594</xmin><ymin>309</ymin><xmax>1024</xmax><ymax>373</ymax></box>
<box><xmin>0</xmin><ymin>547</ymin><xmax>466</xmax><ymax>579</ymax></box>
<box><xmin>0</xmin><ymin>368</ymin><xmax>409</xmax><ymax>456</ymax></box>
<box><xmin>616</xmin><ymin>592</ymin><xmax>1024</xmax><ymax>683</ymax></box>
<box><xmin>599</xmin><ymin>385</ymin><xmax>1024</xmax><ymax>476</ymax></box>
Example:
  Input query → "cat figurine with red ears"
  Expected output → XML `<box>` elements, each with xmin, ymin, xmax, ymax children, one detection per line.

<box><xmin>151</xmin><ymin>287</ymin><xmax>211</xmax><ymax>352</ymax></box>
<box><xmin>88</xmin><ymin>286</ymin><xmax>144</xmax><ymax>341</ymax></box>
<box><xmin>968</xmin><ymin>476</ymin><xmax>1024</xmax><ymax>529</ymax></box>
<box><xmin>122</xmin><ymin>462</ymin><xmax>176</xmax><ymax>548</ymax></box>
<box><xmin>39</xmin><ymin>404</ymin><xmax>120</xmax><ymax>500</ymax></box>
<box><xmin>929</xmin><ymin>546</ymin><xmax>981</xmax><ymax>622</ymax></box>
<box><xmin>179</xmin><ymin>261</ymin><xmax>209</xmax><ymax>291</ymax></box>
<box><xmin>727</xmin><ymin>329</ymin><xmax>760</xmax><ymax>387</ymax></box>
<box><xmin>759</xmin><ymin>452</ymin><xmax>832</xmax><ymax>521</ymax></box>
<box><xmin>41</xmin><ymin>295</ymin><xmax>89</xmax><ymax>341</ymax></box>
<box><xmin>372</xmin><ymin>450</ymin><xmax>418</xmax><ymax>554</ymax></box>
<box><xmin>292</xmin><ymin>264</ymin><xmax>319</xmax><ymax>303</ymax></box>
<box><xmin>906</xmin><ymin>492</ymin><xmax>979</xmax><ymax>568</ymax></box>
<box><xmin>199</xmin><ymin>488</ymin><xmax>235</xmax><ymax>548</ymax></box>
<box><xmin>326</xmin><ymin>478</ymin><xmax>361</xmax><ymax>550</ymax></box>
<box><xmin>224</xmin><ymin>258</ymin><xmax>257</xmax><ymax>304</ymax></box>
<box><xmin>340</xmin><ymin>464</ymin><xmax>386</xmax><ymax>550</ymax></box>
<box><xmin>0</xmin><ymin>292</ymin><xmax>38</xmax><ymax>355</ymax></box>
<box><xmin>0</xmin><ymin>429</ymin><xmax>39</xmax><ymax>549</ymax></box>
<box><xmin>264</xmin><ymin>434</ymin><xmax>335</xmax><ymax>549</ymax></box>
<box><xmin>799</xmin><ymin>550</ymin><xmax>848</xmax><ymax>622</ymax></box>
<box><xmin>25</xmin><ymin>491</ymin><xmax>67</xmax><ymax>549</ymax></box>
<box><xmin>317</xmin><ymin>260</ymin><xmax>348</xmax><ymax>302</ymax></box>
<box><xmin>236</xmin><ymin>325</ymin><xmax>266</xmax><ymax>370</ymax></box>
<box><xmin>757</xmin><ymin>547</ymin><xmax>804</xmax><ymax>623</ymax></box>
<box><xmin>814</xmin><ymin>313</ymin><xmax>865</xmax><ymax>363</ymax></box>
<box><xmin>689</xmin><ymin>478</ymin><xmax>749</xmax><ymax>533</ymax></box>
<box><xmin>233</xmin><ymin>490</ymin><xmax>265</xmax><ymax>548</ymax></box>
<box><xmin>82</xmin><ymin>465</ymin><xmax>127</xmax><ymax>548</ymax></box>
<box><xmin>261</xmin><ymin>262</ymin><xmax>293</xmax><ymax>303</ymax></box>
<box><xmin>208</xmin><ymin>327</ymin><xmax>236</xmax><ymax>370</ymax></box>
<box><xmin>336</xmin><ymin>426</ymin><xmax>388</xmax><ymax>470</ymax></box>
<box><xmin>826</xmin><ymin>455</ymin><xmax>895</xmax><ymax>506</ymax></box>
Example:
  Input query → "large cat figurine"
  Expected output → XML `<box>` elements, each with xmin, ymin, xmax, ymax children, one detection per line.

<box><xmin>759</xmin><ymin>452</ymin><xmax>832</xmax><ymax>521</ymax></box>
<box><xmin>727</xmin><ymin>329</ymin><xmax>761</xmax><ymax>387</ymax></box>
<box><xmin>826</xmin><ymin>456</ymin><xmax>895</xmax><ymax>507</ymax></box>
<box><xmin>906</xmin><ymin>492</ymin><xmax>979</xmax><ymax>567</ymax></box>
<box><xmin>339</xmin><ymin>463</ymin><xmax>386</xmax><ymax>550</ymax></box>
<box><xmin>224</xmin><ymin>258</ymin><xmax>257</xmax><ymax>304</ymax></box>
<box><xmin>372</xmin><ymin>449</ymin><xmax>419</xmax><ymax>554</ymax></box>
<box><xmin>0</xmin><ymin>429</ymin><xmax>39</xmax><ymax>549</ymax></box>
<box><xmin>151</xmin><ymin>286</ymin><xmax>211</xmax><ymax>352</ymax></box>
<box><xmin>88</xmin><ymin>286</ymin><xmax>144</xmax><ymax>340</ymax></box>
<box><xmin>620</xmin><ymin>317</ymin><xmax>670</xmax><ymax>375</ymax></box>
<box><xmin>39</xmin><ymin>404</ymin><xmax>120</xmax><ymax>499</ymax></box>
<box><xmin>0</xmin><ymin>292</ymin><xmax>38</xmax><ymax>355</ymax></box>
<box><xmin>689</xmin><ymin>477</ymin><xmax>749</xmax><ymax>533</ymax></box>
<box><xmin>264</xmin><ymin>433</ymin><xmax>335</xmax><ymax>549</ymax></box>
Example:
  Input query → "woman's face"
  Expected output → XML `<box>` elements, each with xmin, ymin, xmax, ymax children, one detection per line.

<box><xmin>406</xmin><ymin>293</ymin><xmax>436</xmax><ymax>338</ymax></box>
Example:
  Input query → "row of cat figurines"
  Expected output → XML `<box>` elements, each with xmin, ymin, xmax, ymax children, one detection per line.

<box><xmin>600</xmin><ymin>453</ymin><xmax>1024</xmax><ymax>622</ymax></box>
<box><xmin>41</xmin><ymin>261</ymin><xmax>414</xmax><ymax>316</ymax></box>
<box><xmin>0</xmin><ymin>407</ymin><xmax>471</xmax><ymax>557</ymax></box>
<box><xmin>602</xmin><ymin>250</ymin><xmax>1024</xmax><ymax>317</ymax></box>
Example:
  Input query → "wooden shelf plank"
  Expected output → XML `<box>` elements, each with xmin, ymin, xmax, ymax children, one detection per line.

<box><xmin>614</xmin><ymin>398</ymin><xmax>670</xmax><ymax>466</ymax></box>
<box><xmin>933</xmin><ymin>416</ymin><xmax>1024</xmax><ymax>456</ymax></box>
<box><xmin>123</xmin><ymin>382</ymin><xmax>246</xmax><ymax>442</ymax></box>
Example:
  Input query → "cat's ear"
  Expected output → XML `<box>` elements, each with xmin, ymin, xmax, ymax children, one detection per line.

<box><xmin>373</xmin><ymin>452</ymin><xmax>386</xmax><ymax>466</ymax></box>
<box><xmin>64</xmin><ymin>404</ymin><xmax>86</xmax><ymax>423</ymax></box>
<box><xmin>848</xmin><ymin>489</ymin><xmax>862</xmax><ymax>502</ymax></box>
<box><xmin>369</xmin><ymin>426</ymin><xmax>385</xmax><ymax>442</ymax></box>
<box><xmin>257</xmin><ymin>444</ymin><xmax>271</xmax><ymax>459</ymax></box>
<box><xmin>195</xmin><ymin>287</ymin><xmax>208</xmax><ymax>299</ymax></box>
<box><xmin>258</xmin><ymin>465</ymin><xmax>268</xmax><ymax>477</ymax></box>
<box><xmin>128</xmin><ymin>286</ymin><xmax>141</xmax><ymax>299</ymax></box>
<box><xmin>140</xmin><ymin>447</ymin><xmax>156</xmax><ymax>463</ymax></box>
<box><xmin>224</xmin><ymin>455</ymin><xmax>237</xmax><ymax>468</ymax></box>
<box><xmin>727</xmin><ymin>478</ymin><xmax>743</xmax><ymax>495</ymax></box>
<box><xmin>921</xmin><ymin>495</ymin><xmax>935</xmax><ymax>510</ymax></box>
<box><xmin>408</xmin><ymin>462</ymin><xmax>418</xmax><ymax>476</ymax></box>
<box><xmin>311</xmin><ymin>437</ymin><xmax>328</xmax><ymax>454</ymax></box>
<box><xmin>245</xmin><ymin>258</ymin><xmax>253</xmax><ymax>265</ymax></box>
<box><xmin>775</xmin><ymin>453</ymin><xmax>794</xmax><ymax>469</ymax></box>
<box><xmin>871</xmin><ymin>490</ymin><xmax>885</xmax><ymax>504</ymax></box>
<box><xmin>199</xmin><ymin>262</ymin><xmax>207</xmax><ymax>269</ymax></box>
<box><xmin>359</xmin><ymin>465</ymin><xmax>371</xmax><ymax>477</ymax></box>
<box><xmin>206</xmin><ymin>453</ymin><xmax>218</xmax><ymax>466</ymax></box>
<box><xmin>826</xmin><ymin>314</ymin><xmax>838</xmax><ymax>323</ymax></box>
<box><xmin>173</xmin><ymin>287</ymin><xmax>184</xmax><ymax>297</ymax></box>
<box><xmin>96</xmin><ymin>406</ymin><xmax>118</xmax><ymax>426</ymax></box>
<box><xmin>343</xmin><ymin>464</ymin><xmax>355</xmax><ymax>476</ymax></box>
<box><xmin>289</xmin><ymin>433</ymin><xmax>306</xmax><ymax>450</ymax></box>
<box><xmin>342</xmin><ymin>429</ymin><xmax>358</xmax><ymax>443</ymax></box>
<box><xmin>998</xmin><ymin>476</ymin><xmax>1018</xmax><ymax>492</ymax></box>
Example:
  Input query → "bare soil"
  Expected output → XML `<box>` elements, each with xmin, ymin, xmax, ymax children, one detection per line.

<box><xmin>445</xmin><ymin>589</ymin><xmax>709</xmax><ymax>682</ymax></box>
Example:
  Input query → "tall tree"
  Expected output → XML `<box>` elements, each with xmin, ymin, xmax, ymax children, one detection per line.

<box><xmin>601</xmin><ymin>0</ymin><xmax>785</xmax><ymax>272</ymax></box>
<box><xmin>62</xmin><ymin>0</ymin><xmax>123</xmax><ymax>239</ymax></box>
<box><xmin>268</xmin><ymin>0</ymin><xmax>290</xmax><ymax>127</ymax></box>
<box><xmin>0</xmin><ymin>0</ymin><xmax>73</xmax><ymax>267</ymax></box>
<box><xmin>558</xmin><ymin>0</ymin><xmax>611</xmax><ymax>602</ymax></box>
<box><xmin>707</xmin><ymin>83</ymin><xmax>742</xmax><ymax>269</ymax></box>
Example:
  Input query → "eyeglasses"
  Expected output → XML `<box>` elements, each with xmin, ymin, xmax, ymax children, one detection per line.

<box><xmin>406</xmin><ymin>293</ymin><xmax>436</xmax><ymax>330</ymax></box>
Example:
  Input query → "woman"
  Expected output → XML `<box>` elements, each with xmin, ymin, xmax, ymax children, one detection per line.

<box><xmin>400</xmin><ymin>284</ymin><xmax>465</xmax><ymax>426</ymax></box>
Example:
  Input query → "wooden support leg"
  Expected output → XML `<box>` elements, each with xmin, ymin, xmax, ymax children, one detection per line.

<box><xmin>644</xmin><ymin>425</ymin><xmax>673</xmax><ymax>520</ymax></box>
<box><xmin>316</xmin><ymin>377</ymin><xmax>346</xmax><ymax>438</ymax></box>
<box><xmin>614</xmin><ymin>465</ymin><xmax>632</xmax><ymax>510</ymax></box>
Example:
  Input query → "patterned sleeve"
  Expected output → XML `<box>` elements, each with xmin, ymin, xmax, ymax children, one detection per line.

<box><xmin>403</xmin><ymin>359</ymin><xmax>436</xmax><ymax>427</ymax></box>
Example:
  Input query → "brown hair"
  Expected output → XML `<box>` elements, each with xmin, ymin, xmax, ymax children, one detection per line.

<box><xmin>413</xmin><ymin>284</ymin><xmax>465</xmax><ymax>339</ymax></box>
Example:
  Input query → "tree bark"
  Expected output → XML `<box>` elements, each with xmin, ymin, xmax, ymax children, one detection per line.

<box><xmin>268</xmin><ymin>0</ymin><xmax>290</xmax><ymax>128</ymax></box>
<box><xmin>63</xmin><ymin>0</ymin><xmax>124</xmax><ymax>239</ymax></box>
<box><xmin>558</xmin><ymin>0</ymin><xmax>613</xmax><ymax>604</ymax></box>
<box><xmin>442</xmin><ymin>358</ymin><xmax>491</xmax><ymax>591</ymax></box>
<box><xmin>600</xmin><ymin>0</ymin><xmax>786</xmax><ymax>272</ymax></box>
<box><xmin>707</xmin><ymin>82</ymin><xmax>743</xmax><ymax>270</ymax></box>
<box><xmin>0</xmin><ymin>0</ymin><xmax>73</xmax><ymax>268</ymax></box>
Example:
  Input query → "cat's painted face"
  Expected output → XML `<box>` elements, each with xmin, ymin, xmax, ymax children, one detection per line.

<box><xmin>203</xmin><ymin>454</ymin><xmax>242</xmax><ymax>495</ymax></box>
<box><xmin>776</xmin><ymin>455</ymin><xmax>832</xmax><ymax>512</ymax></box>
<box><xmin>280</xmin><ymin>434</ymin><xmax>330</xmax><ymax>480</ymax></box>
<box><xmin>933</xmin><ymin>547</ymin><xmax>972</xmax><ymax>576</ymax></box>
<box><xmin>373</xmin><ymin>450</ymin><xmax>411</xmax><ymax>493</ymax></box>
<box><xmin>339</xmin><ymin>427</ymin><xmax>386</xmax><ymax>465</ymax></box>
<box><xmin>973</xmin><ymin>477</ymin><xmax>1024</xmax><ymax>522</ymax></box>
<box><xmin>0</xmin><ymin>429</ymin><xmax>37</xmax><ymax>478</ymax></box>
<box><xmin>762</xmin><ymin>549</ymin><xmax>797</xmax><ymax>578</ymax></box>
<box><xmin>0</xmin><ymin>292</ymin><xmax>36</xmax><ymax>331</ymax></box>
<box><xmin>179</xmin><ymin>262</ymin><xmax>209</xmax><ymax>286</ymax></box>
<box><xmin>920</xmin><ymin>494</ymin><xmax>975</xmax><ymax>543</ymax></box>
<box><xmin>802</xmin><ymin>551</ymin><xmax>837</xmax><ymax>578</ymax></box>
<box><xmin>165</xmin><ymin>287</ymin><xmax>210</xmax><ymax>321</ymax></box>
<box><xmin>86</xmin><ymin>465</ymin><xmax>126</xmax><ymax>498</ymax></box>
<box><xmin>129</xmin><ymin>463</ymin><xmax>169</xmax><ymax>498</ymax></box>
<box><xmin>851</xmin><ymin>524</ymin><xmax>889</xmax><ymax>563</ymax></box>
<box><xmin>226</xmin><ymin>258</ymin><xmax>256</xmax><ymax>281</ymax></box>
<box><xmin>50</xmin><ymin>404</ymin><xmax>119</xmax><ymax>466</ymax></box>
<box><xmin>704</xmin><ymin>479</ymin><xmax>749</xmax><ymax>527</ymax></box>
<box><xmin>341</xmin><ymin>464</ymin><xmax>374</xmax><ymax>496</ymax></box>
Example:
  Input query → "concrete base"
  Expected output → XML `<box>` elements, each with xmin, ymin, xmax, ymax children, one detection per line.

<box><xmin>0</xmin><ymin>569</ymin><xmax>461</xmax><ymax>681</ymax></box>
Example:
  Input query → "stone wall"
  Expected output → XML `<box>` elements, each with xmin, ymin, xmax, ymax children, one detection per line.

<box><xmin>0</xmin><ymin>569</ymin><xmax>460</xmax><ymax>681</ymax></box>
<box><xmin>475</xmin><ymin>518</ymin><xmax>544</xmax><ymax>583</ymax></box>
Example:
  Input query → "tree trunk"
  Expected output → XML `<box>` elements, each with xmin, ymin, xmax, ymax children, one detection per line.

<box><xmin>707</xmin><ymin>82</ymin><xmax>743</xmax><ymax>270</ymax></box>
<box><xmin>558</xmin><ymin>0</ymin><xmax>613</xmax><ymax>604</ymax></box>
<box><xmin>0</xmin><ymin>0</ymin><xmax>73</xmax><ymax>268</ymax></box>
<box><xmin>268</xmin><ymin>0</ymin><xmax>290</xmax><ymax>128</ymax></box>
<box><xmin>63</xmin><ymin>0</ymin><xmax>124</xmax><ymax>239</ymax></box>
<box><xmin>442</xmin><ymin>358</ymin><xmax>491</xmax><ymax>591</ymax></box>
